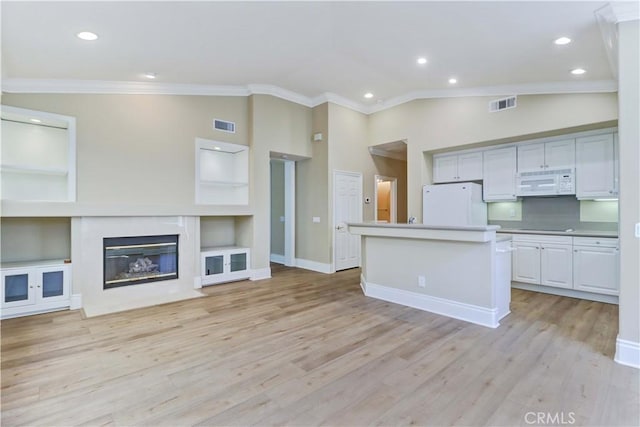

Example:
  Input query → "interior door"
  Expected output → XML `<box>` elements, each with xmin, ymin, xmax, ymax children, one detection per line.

<box><xmin>334</xmin><ymin>171</ymin><xmax>362</xmax><ymax>271</ymax></box>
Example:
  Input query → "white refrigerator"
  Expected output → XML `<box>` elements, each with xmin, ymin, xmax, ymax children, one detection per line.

<box><xmin>422</xmin><ymin>182</ymin><xmax>487</xmax><ymax>226</ymax></box>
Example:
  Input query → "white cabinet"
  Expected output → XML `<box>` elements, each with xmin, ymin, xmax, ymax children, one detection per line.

<box><xmin>512</xmin><ymin>235</ymin><xmax>572</xmax><ymax>289</ymax></box>
<box><xmin>575</xmin><ymin>133</ymin><xmax>617</xmax><ymax>199</ymax></box>
<box><xmin>1</xmin><ymin>261</ymin><xmax>71</xmax><ymax>319</ymax></box>
<box><xmin>1</xmin><ymin>106</ymin><xmax>76</xmax><ymax>202</ymax></box>
<box><xmin>433</xmin><ymin>151</ymin><xmax>483</xmax><ymax>183</ymax></box>
<box><xmin>482</xmin><ymin>146</ymin><xmax>517</xmax><ymax>201</ymax></box>
<box><xmin>512</xmin><ymin>241</ymin><xmax>541</xmax><ymax>284</ymax></box>
<box><xmin>201</xmin><ymin>247</ymin><xmax>250</xmax><ymax>285</ymax></box>
<box><xmin>573</xmin><ymin>238</ymin><xmax>619</xmax><ymax>295</ymax></box>
<box><xmin>195</xmin><ymin>138</ymin><xmax>249</xmax><ymax>205</ymax></box>
<box><xmin>540</xmin><ymin>243</ymin><xmax>573</xmax><ymax>289</ymax></box>
<box><xmin>517</xmin><ymin>139</ymin><xmax>575</xmax><ymax>172</ymax></box>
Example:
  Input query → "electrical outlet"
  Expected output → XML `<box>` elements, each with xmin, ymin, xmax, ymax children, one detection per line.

<box><xmin>280</xmin><ymin>216</ymin><xmax>285</xmax><ymax>223</ymax></box>
<box><xmin>312</xmin><ymin>216</ymin><xmax>320</xmax><ymax>223</ymax></box>
<box><xmin>636</xmin><ymin>222</ymin><xmax>640</xmax><ymax>238</ymax></box>
<box><xmin>509</xmin><ymin>208</ymin><xmax>516</xmax><ymax>218</ymax></box>
<box><xmin>418</xmin><ymin>275</ymin><xmax>426</xmax><ymax>288</ymax></box>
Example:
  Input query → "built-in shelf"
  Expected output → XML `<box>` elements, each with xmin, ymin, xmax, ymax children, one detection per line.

<box><xmin>195</xmin><ymin>138</ymin><xmax>249</xmax><ymax>206</ymax></box>
<box><xmin>1</xmin><ymin>105</ymin><xmax>76</xmax><ymax>202</ymax></box>
<box><xmin>1</xmin><ymin>164</ymin><xmax>69</xmax><ymax>176</ymax></box>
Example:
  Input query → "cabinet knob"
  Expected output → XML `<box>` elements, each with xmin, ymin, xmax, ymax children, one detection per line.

<box><xmin>540</xmin><ymin>165</ymin><xmax>544</xmax><ymax>169</ymax></box>
<box><xmin>609</xmin><ymin>190</ymin><xmax>613</xmax><ymax>194</ymax></box>
<box><xmin>574</xmin><ymin>250</ymin><xmax>578</xmax><ymax>252</ymax></box>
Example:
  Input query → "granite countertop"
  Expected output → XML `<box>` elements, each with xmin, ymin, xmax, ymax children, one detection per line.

<box><xmin>497</xmin><ymin>228</ymin><xmax>618</xmax><ymax>238</ymax></box>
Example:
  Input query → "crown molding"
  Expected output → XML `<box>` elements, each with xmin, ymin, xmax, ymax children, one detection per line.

<box><xmin>366</xmin><ymin>80</ymin><xmax>618</xmax><ymax>114</ymax></box>
<box><xmin>310</xmin><ymin>92</ymin><xmax>370</xmax><ymax>115</ymax></box>
<box><xmin>1</xmin><ymin>78</ymin><xmax>618</xmax><ymax>116</ymax></box>
<box><xmin>0</xmin><ymin>78</ymin><xmax>250</xmax><ymax>96</ymax></box>
<box><xmin>247</xmin><ymin>83</ymin><xmax>313</xmax><ymax>107</ymax></box>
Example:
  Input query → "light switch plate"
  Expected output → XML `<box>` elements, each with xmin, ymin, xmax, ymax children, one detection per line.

<box><xmin>312</xmin><ymin>217</ymin><xmax>320</xmax><ymax>223</ymax></box>
<box><xmin>636</xmin><ymin>222</ymin><xmax>640</xmax><ymax>238</ymax></box>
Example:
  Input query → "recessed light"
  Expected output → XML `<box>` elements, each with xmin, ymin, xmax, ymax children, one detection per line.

<box><xmin>448</xmin><ymin>78</ymin><xmax>458</xmax><ymax>84</ymax></box>
<box><xmin>144</xmin><ymin>72</ymin><xmax>157</xmax><ymax>79</ymax></box>
<box><xmin>417</xmin><ymin>57</ymin><xmax>427</xmax><ymax>65</ymax></box>
<box><xmin>554</xmin><ymin>37</ymin><xmax>572</xmax><ymax>45</ymax></box>
<box><xmin>571</xmin><ymin>68</ymin><xmax>586</xmax><ymax>75</ymax></box>
<box><xmin>30</xmin><ymin>118</ymin><xmax>42</xmax><ymax>123</ymax></box>
<box><xmin>364</xmin><ymin>92</ymin><xmax>374</xmax><ymax>99</ymax></box>
<box><xmin>76</xmin><ymin>31</ymin><xmax>98</xmax><ymax>41</ymax></box>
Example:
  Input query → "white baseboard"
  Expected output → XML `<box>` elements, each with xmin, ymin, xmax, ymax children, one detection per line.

<box><xmin>193</xmin><ymin>276</ymin><xmax>202</xmax><ymax>289</ymax></box>
<box><xmin>615</xmin><ymin>336</ymin><xmax>640</xmax><ymax>369</ymax></box>
<box><xmin>511</xmin><ymin>282</ymin><xmax>618</xmax><ymax>304</ymax></box>
<box><xmin>362</xmin><ymin>279</ymin><xmax>502</xmax><ymax>328</ymax></box>
<box><xmin>70</xmin><ymin>294</ymin><xmax>82</xmax><ymax>310</ymax></box>
<box><xmin>295</xmin><ymin>258</ymin><xmax>333</xmax><ymax>274</ymax></box>
<box><xmin>270</xmin><ymin>253</ymin><xmax>285</xmax><ymax>265</ymax></box>
<box><xmin>250</xmin><ymin>267</ymin><xmax>272</xmax><ymax>281</ymax></box>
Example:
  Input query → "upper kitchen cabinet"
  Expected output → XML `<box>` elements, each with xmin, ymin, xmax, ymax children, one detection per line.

<box><xmin>575</xmin><ymin>133</ymin><xmax>617</xmax><ymax>199</ymax></box>
<box><xmin>195</xmin><ymin>138</ymin><xmax>249</xmax><ymax>205</ymax></box>
<box><xmin>1</xmin><ymin>106</ymin><xmax>76</xmax><ymax>202</ymax></box>
<box><xmin>433</xmin><ymin>151</ymin><xmax>482</xmax><ymax>183</ymax></box>
<box><xmin>517</xmin><ymin>139</ymin><xmax>575</xmax><ymax>172</ymax></box>
<box><xmin>482</xmin><ymin>146</ymin><xmax>517</xmax><ymax>201</ymax></box>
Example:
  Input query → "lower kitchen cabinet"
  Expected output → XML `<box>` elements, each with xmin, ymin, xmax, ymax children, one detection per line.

<box><xmin>201</xmin><ymin>246</ymin><xmax>250</xmax><ymax>286</ymax></box>
<box><xmin>573</xmin><ymin>238</ymin><xmax>619</xmax><ymax>295</ymax></box>
<box><xmin>512</xmin><ymin>235</ymin><xmax>572</xmax><ymax>289</ymax></box>
<box><xmin>1</xmin><ymin>261</ymin><xmax>71</xmax><ymax>319</ymax></box>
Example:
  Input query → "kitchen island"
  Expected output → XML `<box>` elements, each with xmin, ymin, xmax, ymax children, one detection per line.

<box><xmin>347</xmin><ymin>222</ymin><xmax>511</xmax><ymax>328</ymax></box>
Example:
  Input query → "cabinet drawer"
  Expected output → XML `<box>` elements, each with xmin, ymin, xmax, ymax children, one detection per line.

<box><xmin>573</xmin><ymin>237</ymin><xmax>618</xmax><ymax>247</ymax></box>
<box><xmin>512</xmin><ymin>234</ymin><xmax>572</xmax><ymax>244</ymax></box>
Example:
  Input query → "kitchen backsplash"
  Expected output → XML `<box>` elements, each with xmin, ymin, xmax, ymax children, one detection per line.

<box><xmin>488</xmin><ymin>196</ymin><xmax>618</xmax><ymax>231</ymax></box>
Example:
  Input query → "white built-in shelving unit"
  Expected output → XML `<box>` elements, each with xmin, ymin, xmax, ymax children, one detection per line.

<box><xmin>195</xmin><ymin>138</ymin><xmax>249</xmax><ymax>205</ymax></box>
<box><xmin>1</xmin><ymin>105</ymin><xmax>76</xmax><ymax>202</ymax></box>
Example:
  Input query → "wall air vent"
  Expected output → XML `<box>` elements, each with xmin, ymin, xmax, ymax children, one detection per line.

<box><xmin>489</xmin><ymin>96</ymin><xmax>517</xmax><ymax>113</ymax></box>
<box><xmin>213</xmin><ymin>119</ymin><xmax>236</xmax><ymax>133</ymax></box>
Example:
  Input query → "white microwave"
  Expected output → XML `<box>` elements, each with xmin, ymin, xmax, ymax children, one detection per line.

<box><xmin>516</xmin><ymin>168</ymin><xmax>575</xmax><ymax>196</ymax></box>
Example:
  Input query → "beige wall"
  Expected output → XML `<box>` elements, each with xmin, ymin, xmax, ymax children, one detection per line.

<box><xmin>368</xmin><ymin>93</ymin><xmax>619</xmax><ymax>218</ymax></box>
<box><xmin>2</xmin><ymin>94</ymin><xmax>248</xmax><ymax>208</ymax></box>
<box><xmin>270</xmin><ymin>160</ymin><xmax>285</xmax><ymax>256</ymax></box>
<box><xmin>1</xmin><ymin>217</ymin><xmax>71</xmax><ymax>263</ymax></box>
<box><xmin>248</xmin><ymin>95</ymin><xmax>313</xmax><ymax>269</ymax></box>
<box><xmin>617</xmin><ymin>20</ymin><xmax>640</xmax><ymax>350</ymax></box>
<box><xmin>296</xmin><ymin>103</ymin><xmax>330</xmax><ymax>264</ymax></box>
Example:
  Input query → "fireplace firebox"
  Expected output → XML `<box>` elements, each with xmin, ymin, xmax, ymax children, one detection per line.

<box><xmin>103</xmin><ymin>235</ymin><xmax>178</xmax><ymax>289</ymax></box>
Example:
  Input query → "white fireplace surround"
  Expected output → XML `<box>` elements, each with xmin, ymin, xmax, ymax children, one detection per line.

<box><xmin>71</xmin><ymin>216</ymin><xmax>204</xmax><ymax>317</ymax></box>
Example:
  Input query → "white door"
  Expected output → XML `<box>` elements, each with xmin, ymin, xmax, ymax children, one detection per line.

<box><xmin>573</xmin><ymin>246</ymin><xmax>619</xmax><ymax>295</ymax></box>
<box><xmin>517</xmin><ymin>143</ymin><xmax>545</xmax><ymax>172</ymax></box>
<box><xmin>544</xmin><ymin>139</ymin><xmax>575</xmax><ymax>170</ymax></box>
<box><xmin>482</xmin><ymin>146</ymin><xmax>517</xmax><ymax>201</ymax></box>
<box><xmin>457</xmin><ymin>152</ymin><xmax>483</xmax><ymax>181</ymax></box>
<box><xmin>433</xmin><ymin>155</ymin><xmax>458</xmax><ymax>182</ymax></box>
<box><xmin>576</xmin><ymin>133</ymin><xmax>615</xmax><ymax>198</ymax></box>
<box><xmin>334</xmin><ymin>171</ymin><xmax>362</xmax><ymax>271</ymax></box>
<box><xmin>512</xmin><ymin>242</ymin><xmax>541</xmax><ymax>284</ymax></box>
<box><xmin>540</xmin><ymin>244</ymin><xmax>573</xmax><ymax>289</ymax></box>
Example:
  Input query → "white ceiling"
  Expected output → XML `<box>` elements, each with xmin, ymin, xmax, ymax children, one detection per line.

<box><xmin>0</xmin><ymin>1</ymin><xmax>624</xmax><ymax>111</ymax></box>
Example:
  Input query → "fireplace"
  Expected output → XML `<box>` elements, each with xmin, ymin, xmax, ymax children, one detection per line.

<box><xmin>103</xmin><ymin>235</ymin><xmax>178</xmax><ymax>289</ymax></box>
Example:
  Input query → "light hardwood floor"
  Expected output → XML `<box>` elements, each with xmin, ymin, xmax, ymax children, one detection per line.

<box><xmin>1</xmin><ymin>265</ymin><xmax>638</xmax><ymax>426</ymax></box>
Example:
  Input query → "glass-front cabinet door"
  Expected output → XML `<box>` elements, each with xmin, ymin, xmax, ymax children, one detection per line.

<box><xmin>39</xmin><ymin>266</ymin><xmax>70</xmax><ymax>303</ymax></box>
<box><xmin>204</xmin><ymin>254</ymin><xmax>224</xmax><ymax>276</ymax></box>
<box><xmin>1</xmin><ymin>269</ymin><xmax>35</xmax><ymax>308</ymax></box>
<box><xmin>229</xmin><ymin>252</ymin><xmax>247</xmax><ymax>273</ymax></box>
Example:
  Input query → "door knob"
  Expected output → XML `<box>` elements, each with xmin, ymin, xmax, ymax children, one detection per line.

<box><xmin>336</xmin><ymin>225</ymin><xmax>345</xmax><ymax>230</ymax></box>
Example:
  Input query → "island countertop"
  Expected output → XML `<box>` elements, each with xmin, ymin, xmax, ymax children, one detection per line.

<box><xmin>347</xmin><ymin>222</ymin><xmax>501</xmax><ymax>243</ymax></box>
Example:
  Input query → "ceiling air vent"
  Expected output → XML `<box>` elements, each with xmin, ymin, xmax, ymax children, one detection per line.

<box><xmin>489</xmin><ymin>96</ymin><xmax>517</xmax><ymax>113</ymax></box>
<box><xmin>213</xmin><ymin>119</ymin><xmax>236</xmax><ymax>133</ymax></box>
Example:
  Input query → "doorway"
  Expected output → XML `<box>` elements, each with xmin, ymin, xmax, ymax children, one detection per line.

<box><xmin>269</xmin><ymin>158</ymin><xmax>295</xmax><ymax>267</ymax></box>
<box><xmin>374</xmin><ymin>175</ymin><xmax>397</xmax><ymax>223</ymax></box>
